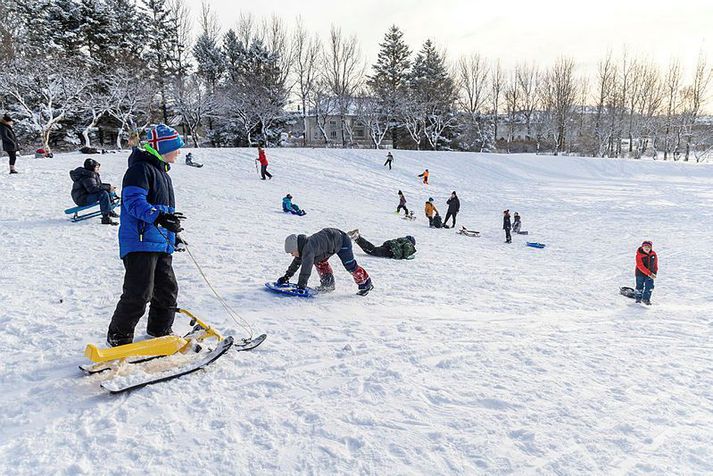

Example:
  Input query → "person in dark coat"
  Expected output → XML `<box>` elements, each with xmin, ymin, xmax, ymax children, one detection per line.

<box><xmin>396</xmin><ymin>190</ymin><xmax>408</xmax><ymax>216</ymax></box>
<box><xmin>347</xmin><ymin>229</ymin><xmax>416</xmax><ymax>259</ymax></box>
<box><xmin>443</xmin><ymin>191</ymin><xmax>460</xmax><ymax>228</ymax></box>
<box><xmin>503</xmin><ymin>209</ymin><xmax>512</xmax><ymax>243</ymax></box>
<box><xmin>384</xmin><ymin>152</ymin><xmax>394</xmax><ymax>170</ymax></box>
<box><xmin>277</xmin><ymin>228</ymin><xmax>373</xmax><ymax>295</ymax></box>
<box><xmin>257</xmin><ymin>144</ymin><xmax>272</xmax><ymax>180</ymax></box>
<box><xmin>69</xmin><ymin>158</ymin><xmax>118</xmax><ymax>224</ymax></box>
<box><xmin>0</xmin><ymin>114</ymin><xmax>20</xmax><ymax>174</ymax></box>
<box><xmin>634</xmin><ymin>240</ymin><xmax>658</xmax><ymax>305</ymax></box>
<box><xmin>106</xmin><ymin>124</ymin><xmax>186</xmax><ymax>347</ymax></box>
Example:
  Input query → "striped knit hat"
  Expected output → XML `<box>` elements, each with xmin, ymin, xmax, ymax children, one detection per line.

<box><xmin>146</xmin><ymin>124</ymin><xmax>184</xmax><ymax>156</ymax></box>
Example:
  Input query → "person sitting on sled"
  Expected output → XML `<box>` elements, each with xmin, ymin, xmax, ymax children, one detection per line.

<box><xmin>512</xmin><ymin>212</ymin><xmax>522</xmax><ymax>234</ymax></box>
<box><xmin>282</xmin><ymin>194</ymin><xmax>306</xmax><ymax>216</ymax></box>
<box><xmin>634</xmin><ymin>240</ymin><xmax>658</xmax><ymax>305</ymax></box>
<box><xmin>277</xmin><ymin>228</ymin><xmax>373</xmax><ymax>295</ymax></box>
<box><xmin>185</xmin><ymin>152</ymin><xmax>202</xmax><ymax>167</ymax></box>
<box><xmin>70</xmin><ymin>158</ymin><xmax>118</xmax><ymax>225</ymax></box>
<box><xmin>106</xmin><ymin>124</ymin><xmax>187</xmax><ymax>347</ymax></box>
<box><xmin>347</xmin><ymin>229</ymin><xmax>416</xmax><ymax>259</ymax></box>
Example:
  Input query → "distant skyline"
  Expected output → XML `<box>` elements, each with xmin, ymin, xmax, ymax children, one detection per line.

<box><xmin>186</xmin><ymin>0</ymin><xmax>712</xmax><ymax>79</ymax></box>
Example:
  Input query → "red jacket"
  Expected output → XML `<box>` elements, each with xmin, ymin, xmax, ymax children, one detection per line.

<box><xmin>635</xmin><ymin>247</ymin><xmax>658</xmax><ymax>277</ymax></box>
<box><xmin>257</xmin><ymin>149</ymin><xmax>268</xmax><ymax>166</ymax></box>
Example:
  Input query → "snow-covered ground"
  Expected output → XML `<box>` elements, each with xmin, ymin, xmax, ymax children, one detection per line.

<box><xmin>1</xmin><ymin>148</ymin><xmax>712</xmax><ymax>475</ymax></box>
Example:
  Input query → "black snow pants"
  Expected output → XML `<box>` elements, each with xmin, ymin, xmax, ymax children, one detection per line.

<box><xmin>504</xmin><ymin>228</ymin><xmax>512</xmax><ymax>243</ymax></box>
<box><xmin>443</xmin><ymin>211</ymin><xmax>457</xmax><ymax>228</ymax></box>
<box><xmin>397</xmin><ymin>204</ymin><xmax>409</xmax><ymax>215</ymax></box>
<box><xmin>260</xmin><ymin>164</ymin><xmax>272</xmax><ymax>179</ymax></box>
<box><xmin>355</xmin><ymin>237</ymin><xmax>393</xmax><ymax>258</ymax></box>
<box><xmin>7</xmin><ymin>150</ymin><xmax>17</xmax><ymax>166</ymax></box>
<box><xmin>108</xmin><ymin>252</ymin><xmax>178</xmax><ymax>342</ymax></box>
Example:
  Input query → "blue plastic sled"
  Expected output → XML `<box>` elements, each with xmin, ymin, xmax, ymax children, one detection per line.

<box><xmin>526</xmin><ymin>242</ymin><xmax>546</xmax><ymax>249</ymax></box>
<box><xmin>64</xmin><ymin>197</ymin><xmax>120</xmax><ymax>222</ymax></box>
<box><xmin>264</xmin><ymin>282</ymin><xmax>315</xmax><ymax>298</ymax></box>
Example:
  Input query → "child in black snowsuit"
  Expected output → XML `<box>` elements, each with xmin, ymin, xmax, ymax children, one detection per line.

<box><xmin>396</xmin><ymin>190</ymin><xmax>408</xmax><ymax>215</ymax></box>
<box><xmin>503</xmin><ymin>209</ymin><xmax>512</xmax><ymax>243</ymax></box>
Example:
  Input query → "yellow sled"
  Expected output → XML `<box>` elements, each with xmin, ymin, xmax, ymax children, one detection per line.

<box><xmin>83</xmin><ymin>309</ymin><xmax>225</xmax><ymax>365</ymax></box>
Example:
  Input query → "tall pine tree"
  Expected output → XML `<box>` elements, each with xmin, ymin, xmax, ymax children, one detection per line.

<box><xmin>367</xmin><ymin>25</ymin><xmax>411</xmax><ymax>148</ymax></box>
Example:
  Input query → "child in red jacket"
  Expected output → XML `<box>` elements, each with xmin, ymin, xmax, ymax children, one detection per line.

<box><xmin>257</xmin><ymin>144</ymin><xmax>272</xmax><ymax>180</ymax></box>
<box><xmin>635</xmin><ymin>240</ymin><xmax>658</xmax><ymax>305</ymax></box>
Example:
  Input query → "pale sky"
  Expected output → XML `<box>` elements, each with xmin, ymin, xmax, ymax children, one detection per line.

<box><xmin>188</xmin><ymin>0</ymin><xmax>712</xmax><ymax>78</ymax></box>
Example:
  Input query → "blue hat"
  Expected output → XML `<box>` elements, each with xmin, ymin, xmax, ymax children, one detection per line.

<box><xmin>146</xmin><ymin>124</ymin><xmax>184</xmax><ymax>156</ymax></box>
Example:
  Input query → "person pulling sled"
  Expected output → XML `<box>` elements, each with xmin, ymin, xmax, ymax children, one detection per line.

<box><xmin>106</xmin><ymin>124</ymin><xmax>187</xmax><ymax>347</ymax></box>
<box><xmin>418</xmin><ymin>169</ymin><xmax>429</xmax><ymax>185</ymax></box>
<box><xmin>443</xmin><ymin>191</ymin><xmax>460</xmax><ymax>228</ymax></box>
<box><xmin>384</xmin><ymin>152</ymin><xmax>394</xmax><ymax>170</ymax></box>
<box><xmin>277</xmin><ymin>228</ymin><xmax>373</xmax><ymax>296</ymax></box>
<box><xmin>257</xmin><ymin>143</ymin><xmax>272</xmax><ymax>180</ymax></box>
<box><xmin>396</xmin><ymin>190</ymin><xmax>409</xmax><ymax>216</ymax></box>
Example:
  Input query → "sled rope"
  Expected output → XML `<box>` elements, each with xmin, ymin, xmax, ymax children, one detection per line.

<box><xmin>155</xmin><ymin>225</ymin><xmax>254</xmax><ymax>338</ymax></box>
<box><xmin>184</xmin><ymin>245</ymin><xmax>255</xmax><ymax>339</ymax></box>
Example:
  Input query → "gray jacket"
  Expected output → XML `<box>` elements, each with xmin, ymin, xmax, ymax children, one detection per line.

<box><xmin>285</xmin><ymin>228</ymin><xmax>346</xmax><ymax>287</ymax></box>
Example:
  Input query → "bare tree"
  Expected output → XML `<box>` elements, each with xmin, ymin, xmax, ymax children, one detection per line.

<box><xmin>517</xmin><ymin>62</ymin><xmax>539</xmax><ymax>139</ymax></box>
<box><xmin>354</xmin><ymin>93</ymin><xmax>391</xmax><ymax>148</ymax></box>
<box><xmin>105</xmin><ymin>70</ymin><xmax>153</xmax><ymax>149</ymax></box>
<box><xmin>594</xmin><ymin>53</ymin><xmax>616</xmax><ymax>156</ymax></box>
<box><xmin>310</xmin><ymin>79</ymin><xmax>338</xmax><ymax>145</ymax></box>
<box><xmin>456</xmin><ymin>53</ymin><xmax>489</xmax><ymax>116</ymax></box>
<box><xmin>541</xmin><ymin>57</ymin><xmax>578</xmax><ymax>155</ymax></box>
<box><xmin>292</xmin><ymin>18</ymin><xmax>321</xmax><ymax>146</ymax></box>
<box><xmin>170</xmin><ymin>76</ymin><xmax>218</xmax><ymax>147</ymax></box>
<box><xmin>662</xmin><ymin>60</ymin><xmax>681</xmax><ymax>160</ymax></box>
<box><xmin>504</xmin><ymin>69</ymin><xmax>520</xmax><ymax>146</ymax></box>
<box><xmin>323</xmin><ymin>25</ymin><xmax>364</xmax><ymax>146</ymax></box>
<box><xmin>490</xmin><ymin>60</ymin><xmax>504</xmax><ymax>143</ymax></box>
<box><xmin>680</xmin><ymin>52</ymin><xmax>713</xmax><ymax>161</ymax></box>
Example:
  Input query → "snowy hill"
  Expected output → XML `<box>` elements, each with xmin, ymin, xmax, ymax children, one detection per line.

<box><xmin>1</xmin><ymin>148</ymin><xmax>712</xmax><ymax>474</ymax></box>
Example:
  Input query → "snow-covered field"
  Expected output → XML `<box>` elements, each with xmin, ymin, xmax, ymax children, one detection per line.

<box><xmin>1</xmin><ymin>147</ymin><xmax>712</xmax><ymax>475</ymax></box>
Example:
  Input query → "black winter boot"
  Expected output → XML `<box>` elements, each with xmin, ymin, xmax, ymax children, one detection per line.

<box><xmin>101</xmin><ymin>214</ymin><xmax>118</xmax><ymax>225</ymax></box>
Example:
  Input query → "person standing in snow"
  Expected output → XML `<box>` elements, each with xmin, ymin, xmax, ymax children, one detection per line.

<box><xmin>443</xmin><ymin>191</ymin><xmax>460</xmax><ymax>229</ymax></box>
<box><xmin>106</xmin><ymin>124</ymin><xmax>186</xmax><ymax>347</ymax></box>
<box><xmin>257</xmin><ymin>143</ymin><xmax>272</xmax><ymax>180</ymax></box>
<box><xmin>69</xmin><ymin>158</ymin><xmax>118</xmax><ymax>225</ymax></box>
<box><xmin>425</xmin><ymin>197</ymin><xmax>439</xmax><ymax>227</ymax></box>
<box><xmin>503</xmin><ymin>209</ymin><xmax>512</xmax><ymax>243</ymax></box>
<box><xmin>277</xmin><ymin>228</ymin><xmax>373</xmax><ymax>296</ymax></box>
<box><xmin>0</xmin><ymin>114</ymin><xmax>20</xmax><ymax>174</ymax></box>
<box><xmin>347</xmin><ymin>229</ymin><xmax>417</xmax><ymax>260</ymax></box>
<box><xmin>384</xmin><ymin>152</ymin><xmax>394</xmax><ymax>169</ymax></box>
<box><xmin>418</xmin><ymin>169</ymin><xmax>429</xmax><ymax>184</ymax></box>
<box><xmin>396</xmin><ymin>190</ymin><xmax>408</xmax><ymax>216</ymax></box>
<box><xmin>634</xmin><ymin>241</ymin><xmax>658</xmax><ymax>305</ymax></box>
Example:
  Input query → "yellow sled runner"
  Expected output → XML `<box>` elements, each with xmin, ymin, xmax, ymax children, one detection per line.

<box><xmin>81</xmin><ymin>309</ymin><xmax>266</xmax><ymax>393</ymax></box>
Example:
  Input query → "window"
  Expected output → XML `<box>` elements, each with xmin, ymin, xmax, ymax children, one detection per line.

<box><xmin>330</xmin><ymin>130</ymin><xmax>337</xmax><ymax>139</ymax></box>
<box><xmin>330</xmin><ymin>120</ymin><xmax>337</xmax><ymax>126</ymax></box>
<box><xmin>354</xmin><ymin>128</ymin><xmax>365</xmax><ymax>138</ymax></box>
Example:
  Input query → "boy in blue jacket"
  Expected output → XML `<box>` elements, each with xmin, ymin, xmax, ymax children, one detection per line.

<box><xmin>106</xmin><ymin>124</ymin><xmax>186</xmax><ymax>346</ymax></box>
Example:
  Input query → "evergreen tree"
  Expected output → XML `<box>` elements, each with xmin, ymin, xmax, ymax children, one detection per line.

<box><xmin>193</xmin><ymin>33</ymin><xmax>225</xmax><ymax>91</ymax></box>
<box><xmin>409</xmin><ymin>39</ymin><xmax>454</xmax><ymax>109</ymax></box>
<box><xmin>367</xmin><ymin>25</ymin><xmax>411</xmax><ymax>148</ymax></box>
<box><xmin>140</xmin><ymin>0</ymin><xmax>174</xmax><ymax>122</ymax></box>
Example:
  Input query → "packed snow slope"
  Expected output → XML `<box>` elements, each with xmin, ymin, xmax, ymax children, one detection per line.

<box><xmin>1</xmin><ymin>148</ymin><xmax>712</xmax><ymax>475</ymax></box>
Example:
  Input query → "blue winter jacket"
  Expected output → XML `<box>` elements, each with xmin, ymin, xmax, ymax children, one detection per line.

<box><xmin>282</xmin><ymin>196</ymin><xmax>292</xmax><ymax>212</ymax></box>
<box><xmin>118</xmin><ymin>148</ymin><xmax>176</xmax><ymax>258</ymax></box>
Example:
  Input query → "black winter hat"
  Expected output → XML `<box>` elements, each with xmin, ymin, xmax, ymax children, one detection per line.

<box><xmin>406</xmin><ymin>235</ymin><xmax>416</xmax><ymax>245</ymax></box>
<box><xmin>2</xmin><ymin>114</ymin><xmax>11</xmax><ymax>122</ymax></box>
<box><xmin>84</xmin><ymin>158</ymin><xmax>100</xmax><ymax>171</ymax></box>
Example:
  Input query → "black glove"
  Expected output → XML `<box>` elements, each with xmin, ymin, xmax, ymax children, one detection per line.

<box><xmin>175</xmin><ymin>234</ymin><xmax>187</xmax><ymax>252</ymax></box>
<box><xmin>276</xmin><ymin>275</ymin><xmax>290</xmax><ymax>285</ymax></box>
<box><xmin>155</xmin><ymin>212</ymin><xmax>185</xmax><ymax>233</ymax></box>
